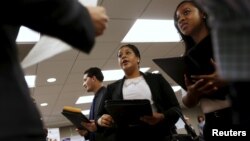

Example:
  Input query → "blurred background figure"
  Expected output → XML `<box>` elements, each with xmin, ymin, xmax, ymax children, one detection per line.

<box><xmin>194</xmin><ymin>0</ymin><xmax>250</xmax><ymax>131</ymax></box>
<box><xmin>0</xmin><ymin>0</ymin><xmax>108</xmax><ymax>140</ymax></box>
<box><xmin>197</xmin><ymin>115</ymin><xmax>205</xmax><ymax>141</ymax></box>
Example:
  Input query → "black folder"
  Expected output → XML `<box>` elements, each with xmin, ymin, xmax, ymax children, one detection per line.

<box><xmin>61</xmin><ymin>106</ymin><xmax>90</xmax><ymax>130</ymax></box>
<box><xmin>105</xmin><ymin>99</ymin><xmax>152</xmax><ymax>125</ymax></box>
<box><xmin>153</xmin><ymin>57</ymin><xmax>187</xmax><ymax>90</ymax></box>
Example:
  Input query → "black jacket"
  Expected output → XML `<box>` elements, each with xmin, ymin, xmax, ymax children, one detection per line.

<box><xmin>87</xmin><ymin>87</ymin><xmax>107</xmax><ymax>141</ymax></box>
<box><xmin>0</xmin><ymin>0</ymin><xmax>95</xmax><ymax>139</ymax></box>
<box><xmin>97</xmin><ymin>72</ymin><xmax>181</xmax><ymax>141</ymax></box>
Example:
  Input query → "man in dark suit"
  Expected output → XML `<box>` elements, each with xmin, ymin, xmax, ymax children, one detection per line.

<box><xmin>0</xmin><ymin>0</ymin><xmax>108</xmax><ymax>140</ymax></box>
<box><xmin>77</xmin><ymin>67</ymin><xmax>106</xmax><ymax>141</ymax></box>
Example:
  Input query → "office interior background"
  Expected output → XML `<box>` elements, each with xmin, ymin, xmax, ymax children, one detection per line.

<box><xmin>17</xmin><ymin>0</ymin><xmax>203</xmax><ymax>140</ymax></box>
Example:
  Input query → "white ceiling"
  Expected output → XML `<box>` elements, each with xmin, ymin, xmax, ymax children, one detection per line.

<box><xmin>17</xmin><ymin>0</ymin><xmax>186</xmax><ymax>128</ymax></box>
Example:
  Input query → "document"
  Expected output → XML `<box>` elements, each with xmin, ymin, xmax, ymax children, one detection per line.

<box><xmin>62</xmin><ymin>106</ymin><xmax>90</xmax><ymax>130</ymax></box>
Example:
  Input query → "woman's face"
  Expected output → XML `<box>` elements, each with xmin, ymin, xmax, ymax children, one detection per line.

<box><xmin>175</xmin><ymin>2</ymin><xmax>205</xmax><ymax>36</ymax></box>
<box><xmin>117</xmin><ymin>46</ymin><xmax>139</xmax><ymax>72</ymax></box>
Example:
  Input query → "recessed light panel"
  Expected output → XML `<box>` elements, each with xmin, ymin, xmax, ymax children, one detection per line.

<box><xmin>122</xmin><ymin>19</ymin><xmax>180</xmax><ymax>43</ymax></box>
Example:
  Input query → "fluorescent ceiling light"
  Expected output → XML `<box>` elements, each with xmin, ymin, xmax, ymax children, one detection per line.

<box><xmin>82</xmin><ymin>110</ymin><xmax>90</xmax><ymax>115</ymax></box>
<box><xmin>76</xmin><ymin>95</ymin><xmax>94</xmax><ymax>104</ymax></box>
<box><xmin>16</xmin><ymin>26</ymin><xmax>40</xmax><ymax>43</ymax></box>
<box><xmin>172</xmin><ymin>86</ymin><xmax>181</xmax><ymax>92</ymax></box>
<box><xmin>102</xmin><ymin>67</ymin><xmax>150</xmax><ymax>81</ymax></box>
<box><xmin>122</xmin><ymin>19</ymin><xmax>180</xmax><ymax>43</ymax></box>
<box><xmin>40</xmin><ymin>103</ymin><xmax>48</xmax><ymax>107</ymax></box>
<box><xmin>47</xmin><ymin>78</ymin><xmax>56</xmax><ymax>83</ymax></box>
<box><xmin>152</xmin><ymin>70</ymin><xmax>159</xmax><ymax>74</ymax></box>
<box><xmin>25</xmin><ymin>75</ymin><xmax>36</xmax><ymax>88</ymax></box>
<box><xmin>79</xmin><ymin>0</ymin><xmax>98</xmax><ymax>6</ymax></box>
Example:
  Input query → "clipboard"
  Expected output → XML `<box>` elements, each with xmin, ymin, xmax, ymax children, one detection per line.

<box><xmin>61</xmin><ymin>106</ymin><xmax>90</xmax><ymax>130</ymax></box>
<box><xmin>104</xmin><ymin>99</ymin><xmax>152</xmax><ymax>125</ymax></box>
<box><xmin>153</xmin><ymin>57</ymin><xmax>187</xmax><ymax>90</ymax></box>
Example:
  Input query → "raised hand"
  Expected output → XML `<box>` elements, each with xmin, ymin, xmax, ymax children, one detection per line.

<box><xmin>86</xmin><ymin>6</ymin><xmax>109</xmax><ymax>36</ymax></box>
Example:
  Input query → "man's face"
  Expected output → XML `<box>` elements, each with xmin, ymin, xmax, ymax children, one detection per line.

<box><xmin>82</xmin><ymin>74</ymin><xmax>94</xmax><ymax>92</ymax></box>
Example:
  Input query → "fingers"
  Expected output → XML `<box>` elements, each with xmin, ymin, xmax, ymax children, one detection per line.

<box><xmin>86</xmin><ymin>6</ymin><xmax>109</xmax><ymax>36</ymax></box>
<box><xmin>81</xmin><ymin>120</ymin><xmax>97</xmax><ymax>132</ymax></box>
<box><xmin>201</xmin><ymin>81</ymin><xmax>218</xmax><ymax>94</ymax></box>
<box><xmin>140</xmin><ymin>113</ymin><xmax>164</xmax><ymax>125</ymax></box>
<box><xmin>210</xmin><ymin>58</ymin><xmax>215</xmax><ymax>65</ymax></box>
<box><xmin>192</xmin><ymin>79</ymin><xmax>217</xmax><ymax>96</ymax></box>
<box><xmin>184</xmin><ymin>74</ymin><xmax>191</xmax><ymax>86</ymax></box>
<box><xmin>93</xmin><ymin>7</ymin><xmax>108</xmax><ymax>36</ymax></box>
<box><xmin>98</xmin><ymin>114</ymin><xmax>113</xmax><ymax>127</ymax></box>
<box><xmin>184</xmin><ymin>74</ymin><xmax>188</xmax><ymax>85</ymax></box>
<box><xmin>76</xmin><ymin>128</ymin><xmax>88</xmax><ymax>136</ymax></box>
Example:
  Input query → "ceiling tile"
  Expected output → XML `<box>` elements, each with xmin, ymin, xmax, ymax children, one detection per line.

<box><xmin>103</xmin><ymin>0</ymin><xmax>151</xmax><ymax>19</ymax></box>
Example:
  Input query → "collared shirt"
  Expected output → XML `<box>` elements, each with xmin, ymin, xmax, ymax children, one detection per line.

<box><xmin>122</xmin><ymin>76</ymin><xmax>157</xmax><ymax>112</ymax></box>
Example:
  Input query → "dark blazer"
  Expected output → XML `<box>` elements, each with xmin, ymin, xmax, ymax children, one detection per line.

<box><xmin>87</xmin><ymin>86</ymin><xmax>106</xmax><ymax>141</ymax></box>
<box><xmin>92</xmin><ymin>87</ymin><xmax>107</xmax><ymax>121</ymax></box>
<box><xmin>0</xmin><ymin>0</ymin><xmax>95</xmax><ymax>140</ymax></box>
<box><xmin>97</xmin><ymin>72</ymin><xmax>181</xmax><ymax>141</ymax></box>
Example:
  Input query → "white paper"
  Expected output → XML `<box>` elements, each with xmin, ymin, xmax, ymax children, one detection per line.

<box><xmin>21</xmin><ymin>35</ymin><xmax>72</xmax><ymax>68</ymax></box>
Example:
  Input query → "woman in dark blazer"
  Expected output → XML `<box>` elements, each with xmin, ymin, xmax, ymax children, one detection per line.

<box><xmin>96</xmin><ymin>44</ymin><xmax>181</xmax><ymax>141</ymax></box>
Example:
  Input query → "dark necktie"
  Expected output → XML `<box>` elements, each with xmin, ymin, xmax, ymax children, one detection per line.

<box><xmin>89</xmin><ymin>96</ymin><xmax>96</xmax><ymax>120</ymax></box>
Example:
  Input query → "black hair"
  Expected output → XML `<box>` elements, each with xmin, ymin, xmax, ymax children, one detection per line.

<box><xmin>118</xmin><ymin>44</ymin><xmax>141</xmax><ymax>59</ymax></box>
<box><xmin>197</xmin><ymin>115</ymin><xmax>205</xmax><ymax>123</ymax></box>
<box><xmin>174</xmin><ymin>0</ymin><xmax>209</xmax><ymax>54</ymax></box>
<box><xmin>83</xmin><ymin>67</ymin><xmax>104</xmax><ymax>82</ymax></box>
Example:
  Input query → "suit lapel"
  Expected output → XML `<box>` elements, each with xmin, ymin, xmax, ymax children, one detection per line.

<box><xmin>113</xmin><ymin>79</ymin><xmax>125</xmax><ymax>100</ymax></box>
<box><xmin>142</xmin><ymin>73</ymin><xmax>158</xmax><ymax>101</ymax></box>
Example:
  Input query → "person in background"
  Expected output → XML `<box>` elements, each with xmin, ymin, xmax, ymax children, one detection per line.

<box><xmin>96</xmin><ymin>44</ymin><xmax>181</xmax><ymax>141</ymax></box>
<box><xmin>76</xmin><ymin>67</ymin><xmax>106</xmax><ymax>141</ymax></box>
<box><xmin>197</xmin><ymin>115</ymin><xmax>205</xmax><ymax>141</ymax></box>
<box><xmin>0</xmin><ymin>0</ymin><xmax>108</xmax><ymax>140</ymax></box>
<box><xmin>194</xmin><ymin>0</ymin><xmax>250</xmax><ymax>132</ymax></box>
<box><xmin>174</xmin><ymin>0</ymin><xmax>233</xmax><ymax>140</ymax></box>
